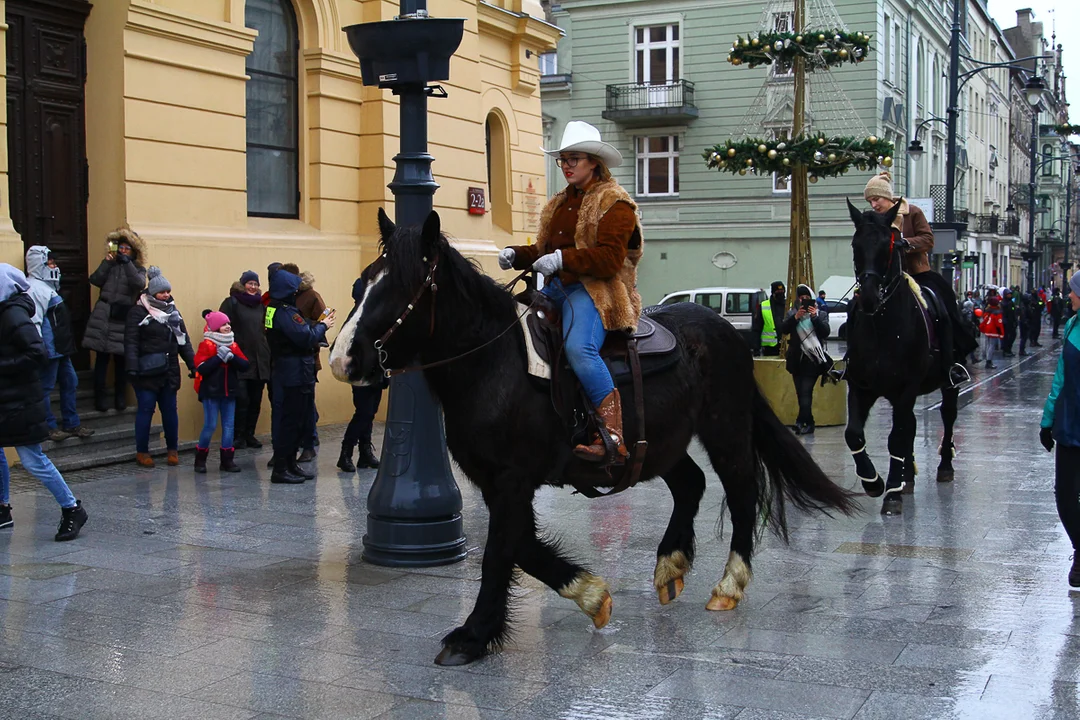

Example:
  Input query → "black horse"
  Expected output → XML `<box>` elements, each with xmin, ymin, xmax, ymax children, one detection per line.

<box><xmin>844</xmin><ymin>199</ymin><xmax>961</xmax><ymax>516</ymax></box>
<box><xmin>330</xmin><ymin>209</ymin><xmax>855</xmax><ymax>665</ymax></box>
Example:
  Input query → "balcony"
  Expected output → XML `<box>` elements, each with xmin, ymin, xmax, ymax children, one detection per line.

<box><xmin>930</xmin><ymin>185</ymin><xmax>969</xmax><ymax>227</ymax></box>
<box><xmin>1003</xmin><ymin>216</ymin><xmax>1021</xmax><ymax>236</ymax></box>
<box><xmin>973</xmin><ymin>214</ymin><xmax>1000</xmax><ymax>234</ymax></box>
<box><xmin>602</xmin><ymin>80</ymin><xmax>698</xmax><ymax>126</ymax></box>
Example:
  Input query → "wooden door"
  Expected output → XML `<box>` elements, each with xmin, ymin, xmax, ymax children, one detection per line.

<box><xmin>6</xmin><ymin>0</ymin><xmax>91</xmax><ymax>366</ymax></box>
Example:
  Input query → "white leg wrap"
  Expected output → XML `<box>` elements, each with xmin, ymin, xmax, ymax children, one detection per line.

<box><xmin>849</xmin><ymin>446</ymin><xmax>866</xmax><ymax>455</ymax></box>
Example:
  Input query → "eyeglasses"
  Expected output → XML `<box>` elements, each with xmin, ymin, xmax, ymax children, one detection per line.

<box><xmin>555</xmin><ymin>156</ymin><xmax>587</xmax><ymax>168</ymax></box>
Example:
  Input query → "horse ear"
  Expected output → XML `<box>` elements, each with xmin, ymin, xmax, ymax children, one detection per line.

<box><xmin>421</xmin><ymin>211</ymin><xmax>443</xmax><ymax>252</ymax></box>
<box><xmin>883</xmin><ymin>199</ymin><xmax>902</xmax><ymax>227</ymax></box>
<box><xmin>377</xmin><ymin>208</ymin><xmax>396</xmax><ymax>243</ymax></box>
<box><xmin>846</xmin><ymin>198</ymin><xmax>863</xmax><ymax>227</ymax></box>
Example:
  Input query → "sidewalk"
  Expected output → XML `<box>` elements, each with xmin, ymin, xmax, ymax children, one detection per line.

<box><xmin>0</xmin><ymin>340</ymin><xmax>1075</xmax><ymax>720</ymax></box>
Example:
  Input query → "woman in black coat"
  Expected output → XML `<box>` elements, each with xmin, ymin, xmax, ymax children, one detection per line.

<box><xmin>0</xmin><ymin>264</ymin><xmax>87</xmax><ymax>541</ymax></box>
<box><xmin>124</xmin><ymin>267</ymin><xmax>194</xmax><ymax>469</ymax></box>
<box><xmin>219</xmin><ymin>270</ymin><xmax>270</xmax><ymax>448</ymax></box>
<box><xmin>779</xmin><ymin>284</ymin><xmax>831</xmax><ymax>436</ymax></box>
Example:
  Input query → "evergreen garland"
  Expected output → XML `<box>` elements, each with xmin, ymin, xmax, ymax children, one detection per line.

<box><xmin>727</xmin><ymin>30</ymin><xmax>872</xmax><ymax>71</ymax></box>
<box><xmin>703</xmin><ymin>134</ymin><xmax>895</xmax><ymax>180</ymax></box>
<box><xmin>1054</xmin><ymin>123</ymin><xmax>1079</xmax><ymax>136</ymax></box>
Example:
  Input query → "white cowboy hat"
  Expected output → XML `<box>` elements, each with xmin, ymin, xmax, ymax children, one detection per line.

<box><xmin>542</xmin><ymin>121</ymin><xmax>623</xmax><ymax>168</ymax></box>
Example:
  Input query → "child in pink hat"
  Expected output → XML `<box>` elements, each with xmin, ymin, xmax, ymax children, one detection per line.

<box><xmin>192</xmin><ymin>310</ymin><xmax>249</xmax><ymax>473</ymax></box>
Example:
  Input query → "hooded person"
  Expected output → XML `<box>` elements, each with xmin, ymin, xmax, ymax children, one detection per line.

<box><xmin>192</xmin><ymin>310</ymin><xmax>249</xmax><ymax>473</ymax></box>
<box><xmin>220</xmin><ymin>270</ymin><xmax>271</xmax><ymax>449</ymax></box>
<box><xmin>282</xmin><ymin>264</ymin><xmax>328</xmax><ymax>461</ymax></box>
<box><xmin>864</xmin><ymin>172</ymin><xmax>975</xmax><ymax>386</ymax></box>
<box><xmin>751</xmin><ymin>280</ymin><xmax>786</xmax><ymax>356</ymax></box>
<box><xmin>124</xmin><ymin>266</ymin><xmax>195</xmax><ymax>468</ymax></box>
<box><xmin>84</xmin><ymin>228</ymin><xmax>148</xmax><ymax>411</ymax></box>
<box><xmin>25</xmin><ymin>246</ymin><xmax>93</xmax><ymax>441</ymax></box>
<box><xmin>0</xmin><ymin>263</ymin><xmax>88</xmax><ymax>541</ymax></box>
<box><xmin>779</xmin><ymin>284</ymin><xmax>831</xmax><ymax>434</ymax></box>
<box><xmin>265</xmin><ymin>269</ymin><xmax>334</xmax><ymax>484</ymax></box>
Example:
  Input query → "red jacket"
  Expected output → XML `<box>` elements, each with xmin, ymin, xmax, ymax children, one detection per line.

<box><xmin>979</xmin><ymin>309</ymin><xmax>1004</xmax><ymax>339</ymax></box>
<box><xmin>193</xmin><ymin>339</ymin><xmax>249</xmax><ymax>397</ymax></box>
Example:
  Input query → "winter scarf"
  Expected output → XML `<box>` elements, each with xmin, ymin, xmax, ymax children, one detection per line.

<box><xmin>138</xmin><ymin>293</ymin><xmax>187</xmax><ymax>345</ymax></box>
<box><xmin>205</xmin><ymin>330</ymin><xmax>235</xmax><ymax>347</ymax></box>
<box><xmin>233</xmin><ymin>288</ymin><xmax>263</xmax><ymax>308</ymax></box>
<box><xmin>795</xmin><ymin>285</ymin><xmax>828</xmax><ymax>366</ymax></box>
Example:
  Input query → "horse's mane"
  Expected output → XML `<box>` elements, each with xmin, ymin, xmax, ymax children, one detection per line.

<box><xmin>381</xmin><ymin>224</ymin><xmax>518</xmax><ymax>342</ymax></box>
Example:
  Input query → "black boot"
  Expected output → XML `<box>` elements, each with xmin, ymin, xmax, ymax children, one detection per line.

<box><xmin>289</xmin><ymin>460</ymin><xmax>315</xmax><ymax>480</ymax></box>
<box><xmin>233</xmin><ymin>437</ymin><xmax>247</xmax><ymax>450</ymax></box>
<box><xmin>337</xmin><ymin>446</ymin><xmax>356</xmax><ymax>473</ymax></box>
<box><xmin>193</xmin><ymin>447</ymin><xmax>209</xmax><ymax>474</ymax></box>
<box><xmin>267</xmin><ymin>454</ymin><xmax>277</xmax><ymax>469</ymax></box>
<box><xmin>297</xmin><ymin>448</ymin><xmax>317</xmax><ymax>463</ymax></box>
<box><xmin>55</xmin><ymin>500</ymin><xmax>87</xmax><ymax>541</ymax></box>
<box><xmin>220</xmin><ymin>448</ymin><xmax>241</xmax><ymax>473</ymax></box>
<box><xmin>94</xmin><ymin>387</ymin><xmax>109</xmax><ymax>413</ymax></box>
<box><xmin>1071</xmin><ymin>555</ymin><xmax>1080</xmax><ymax>588</ymax></box>
<box><xmin>357</xmin><ymin>443</ymin><xmax>380</xmax><ymax>469</ymax></box>
<box><xmin>246</xmin><ymin>435</ymin><xmax>263</xmax><ymax>449</ymax></box>
<box><xmin>271</xmin><ymin>459</ymin><xmax>306</xmax><ymax>484</ymax></box>
<box><xmin>0</xmin><ymin>504</ymin><xmax>12</xmax><ymax>529</ymax></box>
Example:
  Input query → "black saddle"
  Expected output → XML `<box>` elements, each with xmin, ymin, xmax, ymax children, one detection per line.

<box><xmin>518</xmin><ymin>290</ymin><xmax>679</xmax><ymax>384</ymax></box>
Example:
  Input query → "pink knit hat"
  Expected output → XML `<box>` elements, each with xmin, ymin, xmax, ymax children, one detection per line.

<box><xmin>203</xmin><ymin>310</ymin><xmax>230</xmax><ymax>333</ymax></box>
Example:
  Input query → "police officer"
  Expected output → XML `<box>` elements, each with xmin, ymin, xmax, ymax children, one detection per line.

<box><xmin>265</xmin><ymin>268</ymin><xmax>334</xmax><ymax>484</ymax></box>
<box><xmin>751</xmin><ymin>281</ymin><xmax>786</xmax><ymax>356</ymax></box>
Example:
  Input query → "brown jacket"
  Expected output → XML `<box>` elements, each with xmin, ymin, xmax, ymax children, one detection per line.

<box><xmin>295</xmin><ymin>271</ymin><xmax>327</xmax><ymax>372</ymax></box>
<box><xmin>891</xmin><ymin>201</ymin><xmax>934</xmax><ymax>275</ymax></box>
<box><xmin>510</xmin><ymin>179</ymin><xmax>644</xmax><ymax>331</ymax></box>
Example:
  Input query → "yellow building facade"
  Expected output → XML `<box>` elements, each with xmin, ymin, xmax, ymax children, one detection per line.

<box><xmin>0</xmin><ymin>0</ymin><xmax>558</xmax><ymax>442</ymax></box>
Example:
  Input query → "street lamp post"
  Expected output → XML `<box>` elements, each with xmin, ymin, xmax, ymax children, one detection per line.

<box><xmin>1027</xmin><ymin>96</ymin><xmax>1041</xmax><ymax>292</ymax></box>
<box><xmin>344</xmin><ymin>2</ymin><xmax>469</xmax><ymax>568</ymax></box>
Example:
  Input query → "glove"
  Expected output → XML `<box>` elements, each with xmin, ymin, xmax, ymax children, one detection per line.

<box><xmin>188</xmin><ymin>370</ymin><xmax>197</xmax><ymax>379</ymax></box>
<box><xmin>1040</xmin><ymin>427</ymin><xmax>1055</xmax><ymax>453</ymax></box>
<box><xmin>498</xmin><ymin>248</ymin><xmax>516</xmax><ymax>271</ymax></box>
<box><xmin>216</xmin><ymin>345</ymin><xmax>233</xmax><ymax>362</ymax></box>
<box><xmin>117</xmin><ymin>253</ymin><xmax>131</xmax><ymax>264</ymax></box>
<box><xmin>166</xmin><ymin>311</ymin><xmax>182</xmax><ymax>328</ymax></box>
<box><xmin>532</xmin><ymin>249</ymin><xmax>563</xmax><ymax>277</ymax></box>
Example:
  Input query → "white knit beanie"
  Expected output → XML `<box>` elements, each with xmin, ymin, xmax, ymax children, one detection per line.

<box><xmin>864</xmin><ymin>171</ymin><xmax>895</xmax><ymax>202</ymax></box>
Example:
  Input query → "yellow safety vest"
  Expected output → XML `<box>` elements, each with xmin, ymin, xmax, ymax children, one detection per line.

<box><xmin>760</xmin><ymin>299</ymin><xmax>778</xmax><ymax>347</ymax></box>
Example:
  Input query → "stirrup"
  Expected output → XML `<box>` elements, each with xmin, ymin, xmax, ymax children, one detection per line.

<box><xmin>948</xmin><ymin>363</ymin><xmax>971</xmax><ymax>387</ymax></box>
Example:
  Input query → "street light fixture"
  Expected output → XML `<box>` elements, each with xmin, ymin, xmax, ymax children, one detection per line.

<box><xmin>906</xmin><ymin>116</ymin><xmax>945</xmax><ymax>161</ymax></box>
<box><xmin>1024</xmin><ymin>74</ymin><xmax>1048</xmax><ymax>107</ymax></box>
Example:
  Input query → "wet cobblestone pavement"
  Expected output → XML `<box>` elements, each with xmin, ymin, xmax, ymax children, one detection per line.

<box><xmin>1</xmin><ymin>340</ymin><xmax>1076</xmax><ymax>719</ymax></box>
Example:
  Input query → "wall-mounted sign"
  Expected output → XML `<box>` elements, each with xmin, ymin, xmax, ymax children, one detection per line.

<box><xmin>711</xmin><ymin>251</ymin><xmax>737</xmax><ymax>270</ymax></box>
<box><xmin>468</xmin><ymin>187</ymin><xmax>486</xmax><ymax>215</ymax></box>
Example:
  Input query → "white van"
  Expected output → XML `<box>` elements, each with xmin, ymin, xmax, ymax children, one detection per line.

<box><xmin>656</xmin><ymin>287</ymin><xmax>765</xmax><ymax>342</ymax></box>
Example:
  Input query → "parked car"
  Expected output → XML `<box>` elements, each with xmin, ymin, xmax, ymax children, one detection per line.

<box><xmin>821</xmin><ymin>298</ymin><xmax>850</xmax><ymax>340</ymax></box>
<box><xmin>657</xmin><ymin>287</ymin><xmax>765</xmax><ymax>344</ymax></box>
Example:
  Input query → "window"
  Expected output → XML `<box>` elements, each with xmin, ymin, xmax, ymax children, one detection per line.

<box><xmin>771</xmin><ymin>12</ymin><xmax>794</xmax><ymax>77</ymax></box>
<box><xmin>698</xmin><ymin>293</ymin><xmax>724</xmax><ymax>312</ymax></box>
<box><xmin>884</xmin><ymin>14</ymin><xmax>892</xmax><ymax>83</ymax></box>
<box><xmin>894</xmin><ymin>23</ymin><xmax>901</xmax><ymax>85</ymax></box>
<box><xmin>636</xmin><ymin>136</ymin><xmax>679</xmax><ymax>196</ymax></box>
<box><xmin>726</xmin><ymin>293</ymin><xmax>756</xmax><ymax>314</ymax></box>
<box><xmin>538</xmin><ymin>51</ymin><xmax>558</xmax><ymax>76</ymax></box>
<box><xmin>772</xmin><ymin>173</ymin><xmax>791</xmax><ymax>194</ymax></box>
<box><xmin>661</xmin><ymin>293</ymin><xmax>691</xmax><ymax>305</ymax></box>
<box><xmin>635</xmin><ymin>24</ymin><xmax>679</xmax><ymax>85</ymax></box>
<box><xmin>245</xmin><ymin>0</ymin><xmax>299</xmax><ymax>218</ymax></box>
<box><xmin>486</xmin><ymin>113</ymin><xmax>513</xmax><ymax>233</ymax></box>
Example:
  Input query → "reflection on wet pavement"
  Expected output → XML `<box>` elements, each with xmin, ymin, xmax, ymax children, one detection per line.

<box><xmin>0</xmin><ymin>343</ymin><xmax>1077</xmax><ymax>719</ymax></box>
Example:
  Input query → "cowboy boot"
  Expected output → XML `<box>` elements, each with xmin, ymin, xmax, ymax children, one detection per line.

<box><xmin>573</xmin><ymin>390</ymin><xmax>630</xmax><ymax>464</ymax></box>
<box><xmin>193</xmin><ymin>447</ymin><xmax>209</xmax><ymax>474</ymax></box>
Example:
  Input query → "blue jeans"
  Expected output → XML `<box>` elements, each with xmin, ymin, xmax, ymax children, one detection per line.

<box><xmin>0</xmin><ymin>445</ymin><xmax>77</xmax><ymax>508</ymax></box>
<box><xmin>41</xmin><ymin>357</ymin><xmax>80</xmax><ymax>430</ymax></box>
<box><xmin>135</xmin><ymin>386</ymin><xmax>179</xmax><ymax>453</ymax></box>
<box><xmin>542</xmin><ymin>277</ymin><xmax>614</xmax><ymax>407</ymax></box>
<box><xmin>199</xmin><ymin>397</ymin><xmax>236</xmax><ymax>449</ymax></box>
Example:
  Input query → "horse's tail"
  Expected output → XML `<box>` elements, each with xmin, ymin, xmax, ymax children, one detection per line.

<box><xmin>751</xmin><ymin>388</ymin><xmax>859</xmax><ymax>540</ymax></box>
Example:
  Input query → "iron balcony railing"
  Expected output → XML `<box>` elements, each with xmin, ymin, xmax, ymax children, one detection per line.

<box><xmin>1003</xmin><ymin>216</ymin><xmax>1021</xmax><ymax>236</ymax></box>
<box><xmin>604</xmin><ymin>80</ymin><xmax>696</xmax><ymax>114</ymax></box>
<box><xmin>930</xmin><ymin>184</ymin><xmax>968</xmax><ymax>225</ymax></box>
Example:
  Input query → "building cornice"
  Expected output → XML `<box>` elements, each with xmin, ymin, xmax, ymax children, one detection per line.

<box><xmin>126</xmin><ymin>1</ymin><xmax>256</xmax><ymax>57</ymax></box>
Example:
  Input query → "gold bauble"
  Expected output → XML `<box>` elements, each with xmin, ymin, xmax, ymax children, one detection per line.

<box><xmin>839</xmin><ymin>49</ymin><xmax>849</xmax><ymax>59</ymax></box>
<box><xmin>809</xmin><ymin>175</ymin><xmax>819</xmax><ymax>184</ymax></box>
<box><xmin>732</xmin><ymin>58</ymin><xmax>742</xmax><ymax>65</ymax></box>
<box><xmin>738</xmin><ymin>168</ymin><xmax>747</xmax><ymax>176</ymax></box>
<box><xmin>757</xmin><ymin>144</ymin><xmax>767</xmax><ymax>153</ymax></box>
<box><xmin>746</xmin><ymin>158</ymin><xmax>754</xmax><ymax>166</ymax></box>
<box><xmin>883</xmin><ymin>156</ymin><xmax>894</xmax><ymax>167</ymax></box>
<box><xmin>741</xmin><ymin>39</ymin><xmax>748</xmax><ymax>47</ymax></box>
<box><xmin>782</xmin><ymin>157</ymin><xmax>791</xmax><ymax>166</ymax></box>
<box><xmin>727</xmin><ymin>148</ymin><xmax>737</xmax><ymax>157</ymax></box>
<box><xmin>751</xmin><ymin>38</ymin><xmax>759</xmax><ymax>47</ymax></box>
<box><xmin>817</xmin><ymin>137</ymin><xmax>826</xmax><ymax>145</ymax></box>
<box><xmin>768</xmin><ymin>149</ymin><xmax>778</xmax><ymax>160</ymax></box>
<box><xmin>818</xmin><ymin>34</ymin><xmax>826</xmax><ymax>41</ymax></box>
<box><xmin>828</xmin><ymin>153</ymin><xmax>837</xmax><ymax>162</ymax></box>
<box><xmin>868</xmin><ymin>135</ymin><xmax>878</xmax><ymax>144</ymax></box>
<box><xmin>795</xmin><ymin>35</ymin><xmax>803</xmax><ymax>43</ymax></box>
<box><xmin>719</xmin><ymin>160</ymin><xmax>727</xmax><ymax>168</ymax></box>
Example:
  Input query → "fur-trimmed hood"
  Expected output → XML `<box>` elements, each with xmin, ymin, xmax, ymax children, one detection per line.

<box><xmin>105</xmin><ymin>227</ymin><xmax>148</xmax><ymax>266</ymax></box>
<box><xmin>298</xmin><ymin>271</ymin><xmax>315</xmax><ymax>293</ymax></box>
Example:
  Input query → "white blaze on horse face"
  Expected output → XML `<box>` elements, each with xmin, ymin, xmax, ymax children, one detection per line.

<box><xmin>329</xmin><ymin>268</ymin><xmax>388</xmax><ymax>384</ymax></box>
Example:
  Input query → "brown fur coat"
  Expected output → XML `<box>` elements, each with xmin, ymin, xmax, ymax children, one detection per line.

<box><xmin>534</xmin><ymin>180</ymin><xmax>644</xmax><ymax>331</ymax></box>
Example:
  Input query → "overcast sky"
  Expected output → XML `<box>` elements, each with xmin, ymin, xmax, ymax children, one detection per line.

<box><xmin>986</xmin><ymin>0</ymin><xmax>1077</xmax><ymax>121</ymax></box>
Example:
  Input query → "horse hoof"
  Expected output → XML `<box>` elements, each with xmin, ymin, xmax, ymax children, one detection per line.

<box><xmin>591</xmin><ymin>592</ymin><xmax>613</xmax><ymax>629</ymax></box>
<box><xmin>862</xmin><ymin>476</ymin><xmax>885</xmax><ymax>498</ymax></box>
<box><xmin>434</xmin><ymin>645</ymin><xmax>484</xmax><ymax>666</ymax></box>
<box><xmin>936</xmin><ymin>469</ymin><xmax>954</xmax><ymax>483</ymax></box>
<box><xmin>881</xmin><ymin>496</ymin><xmax>903</xmax><ymax>516</ymax></box>
<box><xmin>658</xmin><ymin>578</ymin><xmax>684</xmax><ymax>606</ymax></box>
<box><xmin>706</xmin><ymin>594</ymin><xmax>738</xmax><ymax>611</ymax></box>
<box><xmin>900</xmin><ymin>481</ymin><xmax>914</xmax><ymax>495</ymax></box>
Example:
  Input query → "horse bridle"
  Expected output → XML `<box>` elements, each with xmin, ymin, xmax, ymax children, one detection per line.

<box><xmin>372</xmin><ymin>255</ymin><xmax>534</xmax><ymax>378</ymax></box>
<box><xmin>856</xmin><ymin>229</ymin><xmax>906</xmax><ymax>316</ymax></box>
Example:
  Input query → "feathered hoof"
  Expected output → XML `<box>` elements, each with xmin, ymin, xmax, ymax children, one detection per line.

<box><xmin>658</xmin><ymin>578</ymin><xmax>684</xmax><ymax>606</ymax></box>
<box><xmin>591</xmin><ymin>592</ymin><xmax>613</xmax><ymax>629</ymax></box>
<box><xmin>936</xmin><ymin>468</ymin><xmax>954</xmax><ymax>483</ymax></box>
<box><xmin>862</xmin><ymin>475</ymin><xmax>885</xmax><ymax>498</ymax></box>
<box><xmin>435</xmin><ymin>627</ymin><xmax>487</xmax><ymax>666</ymax></box>
<box><xmin>706</xmin><ymin>593</ymin><xmax>738</xmax><ymax>611</ymax></box>
<box><xmin>881</xmin><ymin>494</ymin><xmax>903</xmax><ymax>516</ymax></box>
<box><xmin>434</xmin><ymin>645</ymin><xmax>484</xmax><ymax>666</ymax></box>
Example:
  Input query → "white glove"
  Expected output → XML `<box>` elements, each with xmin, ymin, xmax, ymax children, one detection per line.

<box><xmin>498</xmin><ymin>248</ymin><xmax>516</xmax><ymax>271</ymax></box>
<box><xmin>532</xmin><ymin>249</ymin><xmax>563</xmax><ymax>277</ymax></box>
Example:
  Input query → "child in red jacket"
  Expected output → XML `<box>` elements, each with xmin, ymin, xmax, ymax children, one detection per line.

<box><xmin>979</xmin><ymin>296</ymin><xmax>1005</xmax><ymax>370</ymax></box>
<box><xmin>193</xmin><ymin>310</ymin><xmax>249</xmax><ymax>473</ymax></box>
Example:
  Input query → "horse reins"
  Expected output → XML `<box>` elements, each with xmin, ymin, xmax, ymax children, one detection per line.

<box><xmin>857</xmin><ymin>229</ymin><xmax>905</xmax><ymax>316</ymax></box>
<box><xmin>374</xmin><ymin>260</ymin><xmax>536</xmax><ymax>378</ymax></box>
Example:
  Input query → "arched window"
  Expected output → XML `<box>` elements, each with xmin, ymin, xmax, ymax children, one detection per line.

<box><xmin>485</xmin><ymin>112</ymin><xmax>513</xmax><ymax>233</ymax></box>
<box><xmin>1043</xmin><ymin>144</ymin><xmax>1054</xmax><ymax>176</ymax></box>
<box><xmin>245</xmin><ymin>0</ymin><xmax>299</xmax><ymax>218</ymax></box>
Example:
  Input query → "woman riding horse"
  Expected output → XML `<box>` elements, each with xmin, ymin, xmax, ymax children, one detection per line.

<box><xmin>498</xmin><ymin>121</ymin><xmax>642</xmax><ymax>465</ymax></box>
<box><xmin>864</xmin><ymin>172</ymin><xmax>975</xmax><ymax>386</ymax></box>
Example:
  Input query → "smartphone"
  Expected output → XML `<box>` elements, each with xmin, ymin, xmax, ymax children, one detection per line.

<box><xmin>801</xmin><ymin>298</ymin><xmax>815</xmax><ymax>309</ymax></box>
<box><xmin>108</xmin><ymin>241</ymin><xmax>119</xmax><ymax>253</ymax></box>
<box><xmin>319</xmin><ymin>307</ymin><xmax>334</xmax><ymax>321</ymax></box>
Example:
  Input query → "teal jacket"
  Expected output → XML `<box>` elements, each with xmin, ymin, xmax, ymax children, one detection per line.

<box><xmin>1042</xmin><ymin>315</ymin><xmax>1080</xmax><ymax>446</ymax></box>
